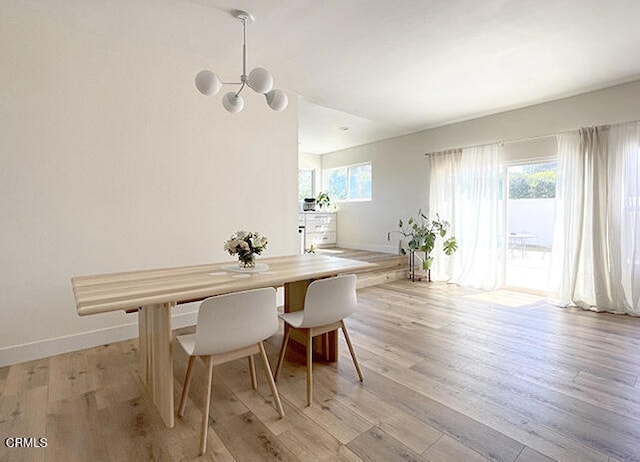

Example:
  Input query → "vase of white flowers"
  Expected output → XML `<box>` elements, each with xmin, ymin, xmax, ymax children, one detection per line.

<box><xmin>224</xmin><ymin>230</ymin><xmax>268</xmax><ymax>268</ymax></box>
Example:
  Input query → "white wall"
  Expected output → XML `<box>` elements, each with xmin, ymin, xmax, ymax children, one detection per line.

<box><xmin>322</xmin><ymin>140</ymin><xmax>429</xmax><ymax>252</ymax></box>
<box><xmin>322</xmin><ymin>79</ymin><xmax>640</xmax><ymax>253</ymax></box>
<box><xmin>0</xmin><ymin>4</ymin><xmax>298</xmax><ymax>366</ymax></box>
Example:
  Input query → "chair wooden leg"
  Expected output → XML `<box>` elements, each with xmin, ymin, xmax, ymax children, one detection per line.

<box><xmin>257</xmin><ymin>342</ymin><xmax>285</xmax><ymax>418</ymax></box>
<box><xmin>322</xmin><ymin>333</ymin><xmax>329</xmax><ymax>360</ymax></box>
<box><xmin>178</xmin><ymin>355</ymin><xmax>195</xmax><ymax>417</ymax></box>
<box><xmin>274</xmin><ymin>325</ymin><xmax>291</xmax><ymax>381</ymax></box>
<box><xmin>199</xmin><ymin>356</ymin><xmax>214</xmax><ymax>456</ymax></box>
<box><xmin>306</xmin><ymin>329</ymin><xmax>313</xmax><ymax>406</ymax></box>
<box><xmin>248</xmin><ymin>355</ymin><xmax>257</xmax><ymax>390</ymax></box>
<box><xmin>341</xmin><ymin>321</ymin><xmax>364</xmax><ymax>382</ymax></box>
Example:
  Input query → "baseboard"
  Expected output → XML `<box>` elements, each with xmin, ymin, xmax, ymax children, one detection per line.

<box><xmin>0</xmin><ymin>310</ymin><xmax>199</xmax><ymax>368</ymax></box>
<box><xmin>336</xmin><ymin>241</ymin><xmax>399</xmax><ymax>254</ymax></box>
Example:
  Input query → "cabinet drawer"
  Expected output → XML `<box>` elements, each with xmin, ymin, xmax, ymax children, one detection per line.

<box><xmin>307</xmin><ymin>221</ymin><xmax>336</xmax><ymax>233</ymax></box>
<box><xmin>306</xmin><ymin>232</ymin><xmax>337</xmax><ymax>247</ymax></box>
<box><xmin>305</xmin><ymin>213</ymin><xmax>336</xmax><ymax>226</ymax></box>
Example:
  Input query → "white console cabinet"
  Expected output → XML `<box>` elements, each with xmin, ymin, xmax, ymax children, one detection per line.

<box><xmin>299</xmin><ymin>212</ymin><xmax>337</xmax><ymax>249</ymax></box>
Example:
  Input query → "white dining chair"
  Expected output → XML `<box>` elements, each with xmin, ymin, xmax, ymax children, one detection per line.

<box><xmin>175</xmin><ymin>287</ymin><xmax>284</xmax><ymax>455</ymax></box>
<box><xmin>273</xmin><ymin>274</ymin><xmax>364</xmax><ymax>406</ymax></box>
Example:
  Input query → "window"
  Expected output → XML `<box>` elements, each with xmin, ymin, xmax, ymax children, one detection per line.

<box><xmin>298</xmin><ymin>169</ymin><xmax>315</xmax><ymax>200</ymax></box>
<box><xmin>324</xmin><ymin>162</ymin><xmax>372</xmax><ymax>201</ymax></box>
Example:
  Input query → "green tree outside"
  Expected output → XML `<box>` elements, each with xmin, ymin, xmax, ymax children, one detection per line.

<box><xmin>509</xmin><ymin>163</ymin><xmax>557</xmax><ymax>199</ymax></box>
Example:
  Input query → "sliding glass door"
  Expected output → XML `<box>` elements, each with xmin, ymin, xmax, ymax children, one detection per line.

<box><xmin>504</xmin><ymin>161</ymin><xmax>557</xmax><ymax>292</ymax></box>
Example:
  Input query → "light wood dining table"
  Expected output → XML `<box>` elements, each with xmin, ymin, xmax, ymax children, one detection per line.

<box><xmin>71</xmin><ymin>254</ymin><xmax>375</xmax><ymax>428</ymax></box>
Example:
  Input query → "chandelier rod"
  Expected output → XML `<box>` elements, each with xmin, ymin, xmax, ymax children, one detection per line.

<box><xmin>241</xmin><ymin>15</ymin><xmax>248</xmax><ymax>81</ymax></box>
<box><xmin>235</xmin><ymin>16</ymin><xmax>248</xmax><ymax>97</ymax></box>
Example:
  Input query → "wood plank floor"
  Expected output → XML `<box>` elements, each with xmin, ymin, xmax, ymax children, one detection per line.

<box><xmin>2</xmin><ymin>281</ymin><xmax>640</xmax><ymax>461</ymax></box>
<box><xmin>315</xmin><ymin>247</ymin><xmax>408</xmax><ymax>288</ymax></box>
<box><xmin>314</xmin><ymin>247</ymin><xmax>404</xmax><ymax>264</ymax></box>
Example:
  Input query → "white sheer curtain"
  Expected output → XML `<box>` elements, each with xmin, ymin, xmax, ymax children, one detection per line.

<box><xmin>429</xmin><ymin>144</ymin><xmax>503</xmax><ymax>289</ymax></box>
<box><xmin>428</xmin><ymin>149</ymin><xmax>460</xmax><ymax>282</ymax></box>
<box><xmin>550</xmin><ymin>122</ymin><xmax>640</xmax><ymax>315</ymax></box>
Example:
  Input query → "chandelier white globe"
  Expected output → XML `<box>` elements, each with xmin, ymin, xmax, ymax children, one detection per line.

<box><xmin>195</xmin><ymin>10</ymin><xmax>288</xmax><ymax>113</ymax></box>
<box><xmin>195</xmin><ymin>70</ymin><xmax>221</xmax><ymax>96</ymax></box>
<box><xmin>265</xmin><ymin>89</ymin><xmax>288</xmax><ymax>111</ymax></box>
<box><xmin>248</xmin><ymin>68</ymin><xmax>273</xmax><ymax>94</ymax></box>
<box><xmin>222</xmin><ymin>92</ymin><xmax>244</xmax><ymax>113</ymax></box>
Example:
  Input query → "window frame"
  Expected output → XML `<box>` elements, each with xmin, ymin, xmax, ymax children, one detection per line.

<box><xmin>297</xmin><ymin>168</ymin><xmax>316</xmax><ymax>201</ymax></box>
<box><xmin>323</xmin><ymin>161</ymin><xmax>372</xmax><ymax>202</ymax></box>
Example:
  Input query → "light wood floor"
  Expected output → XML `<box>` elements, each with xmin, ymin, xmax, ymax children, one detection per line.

<box><xmin>315</xmin><ymin>247</ymin><xmax>409</xmax><ymax>288</ymax></box>
<box><xmin>2</xmin><ymin>281</ymin><xmax>640</xmax><ymax>461</ymax></box>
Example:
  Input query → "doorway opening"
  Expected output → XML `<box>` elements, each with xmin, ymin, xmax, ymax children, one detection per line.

<box><xmin>504</xmin><ymin>161</ymin><xmax>557</xmax><ymax>292</ymax></box>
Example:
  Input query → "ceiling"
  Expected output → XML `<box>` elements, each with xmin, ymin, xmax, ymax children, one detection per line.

<box><xmin>29</xmin><ymin>0</ymin><xmax>640</xmax><ymax>153</ymax></box>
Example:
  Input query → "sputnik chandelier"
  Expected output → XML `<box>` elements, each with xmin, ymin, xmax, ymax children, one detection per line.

<box><xmin>195</xmin><ymin>10</ymin><xmax>288</xmax><ymax>113</ymax></box>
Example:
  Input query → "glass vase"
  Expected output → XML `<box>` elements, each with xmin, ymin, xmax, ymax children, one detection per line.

<box><xmin>238</xmin><ymin>253</ymin><xmax>256</xmax><ymax>268</ymax></box>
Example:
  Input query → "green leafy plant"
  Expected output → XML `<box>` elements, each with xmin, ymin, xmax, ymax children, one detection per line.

<box><xmin>387</xmin><ymin>210</ymin><xmax>458</xmax><ymax>274</ymax></box>
<box><xmin>316</xmin><ymin>191</ymin><xmax>331</xmax><ymax>209</ymax></box>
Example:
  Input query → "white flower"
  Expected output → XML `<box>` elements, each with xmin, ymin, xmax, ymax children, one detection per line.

<box><xmin>224</xmin><ymin>230</ymin><xmax>268</xmax><ymax>256</ymax></box>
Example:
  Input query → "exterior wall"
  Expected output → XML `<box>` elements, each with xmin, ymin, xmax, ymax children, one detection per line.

<box><xmin>508</xmin><ymin>198</ymin><xmax>556</xmax><ymax>249</ymax></box>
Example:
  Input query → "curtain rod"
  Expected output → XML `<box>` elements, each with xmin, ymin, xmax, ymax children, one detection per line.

<box><xmin>424</xmin><ymin>118</ymin><xmax>640</xmax><ymax>156</ymax></box>
<box><xmin>424</xmin><ymin>132</ymin><xmax>559</xmax><ymax>156</ymax></box>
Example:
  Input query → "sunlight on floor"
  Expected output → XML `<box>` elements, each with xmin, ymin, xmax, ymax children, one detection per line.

<box><xmin>315</xmin><ymin>248</ymin><xmax>345</xmax><ymax>255</ymax></box>
<box><xmin>465</xmin><ymin>289</ymin><xmax>545</xmax><ymax>307</ymax></box>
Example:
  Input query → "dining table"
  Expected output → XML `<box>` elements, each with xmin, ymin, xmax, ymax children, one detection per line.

<box><xmin>71</xmin><ymin>253</ymin><xmax>376</xmax><ymax>428</ymax></box>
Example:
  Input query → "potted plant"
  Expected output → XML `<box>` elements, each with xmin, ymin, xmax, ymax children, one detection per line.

<box><xmin>316</xmin><ymin>192</ymin><xmax>331</xmax><ymax>210</ymax></box>
<box><xmin>387</xmin><ymin>210</ymin><xmax>458</xmax><ymax>281</ymax></box>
